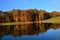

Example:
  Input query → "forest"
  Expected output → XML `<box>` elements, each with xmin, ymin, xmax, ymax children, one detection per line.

<box><xmin>0</xmin><ymin>9</ymin><xmax>60</xmax><ymax>23</ymax></box>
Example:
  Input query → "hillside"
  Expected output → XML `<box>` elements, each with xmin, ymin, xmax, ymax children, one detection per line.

<box><xmin>43</xmin><ymin>16</ymin><xmax>60</xmax><ymax>23</ymax></box>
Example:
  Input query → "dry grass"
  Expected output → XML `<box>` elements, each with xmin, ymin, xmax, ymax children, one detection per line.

<box><xmin>43</xmin><ymin>16</ymin><xmax>60</xmax><ymax>23</ymax></box>
<box><xmin>0</xmin><ymin>22</ymin><xmax>33</xmax><ymax>25</ymax></box>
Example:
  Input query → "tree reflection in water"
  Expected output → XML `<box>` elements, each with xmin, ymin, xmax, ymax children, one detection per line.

<box><xmin>0</xmin><ymin>23</ymin><xmax>60</xmax><ymax>38</ymax></box>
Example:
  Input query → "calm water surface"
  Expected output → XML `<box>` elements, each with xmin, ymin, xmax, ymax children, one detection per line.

<box><xmin>0</xmin><ymin>23</ymin><xmax>60</xmax><ymax>40</ymax></box>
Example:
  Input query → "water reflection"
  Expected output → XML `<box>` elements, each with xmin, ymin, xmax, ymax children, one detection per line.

<box><xmin>0</xmin><ymin>23</ymin><xmax>60</xmax><ymax>40</ymax></box>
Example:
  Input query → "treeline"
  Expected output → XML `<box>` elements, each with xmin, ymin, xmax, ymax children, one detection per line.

<box><xmin>0</xmin><ymin>9</ymin><xmax>39</xmax><ymax>23</ymax></box>
<box><xmin>0</xmin><ymin>9</ymin><xmax>60</xmax><ymax>23</ymax></box>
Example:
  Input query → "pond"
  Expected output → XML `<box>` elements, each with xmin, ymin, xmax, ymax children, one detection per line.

<box><xmin>0</xmin><ymin>23</ymin><xmax>60</xmax><ymax>40</ymax></box>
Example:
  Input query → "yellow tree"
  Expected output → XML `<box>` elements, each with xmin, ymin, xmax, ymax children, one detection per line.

<box><xmin>39</xmin><ymin>10</ymin><xmax>46</xmax><ymax>20</ymax></box>
<box><xmin>12</xmin><ymin>9</ymin><xmax>20</xmax><ymax>22</ymax></box>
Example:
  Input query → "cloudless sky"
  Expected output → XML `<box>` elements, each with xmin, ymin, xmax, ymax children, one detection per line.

<box><xmin>0</xmin><ymin>0</ymin><xmax>60</xmax><ymax>12</ymax></box>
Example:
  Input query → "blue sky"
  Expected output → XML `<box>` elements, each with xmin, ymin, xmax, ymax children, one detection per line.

<box><xmin>0</xmin><ymin>0</ymin><xmax>60</xmax><ymax>12</ymax></box>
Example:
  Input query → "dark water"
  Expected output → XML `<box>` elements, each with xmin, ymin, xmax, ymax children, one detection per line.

<box><xmin>0</xmin><ymin>23</ymin><xmax>60</xmax><ymax>40</ymax></box>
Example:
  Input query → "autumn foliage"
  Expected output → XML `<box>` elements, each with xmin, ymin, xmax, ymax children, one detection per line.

<box><xmin>0</xmin><ymin>9</ymin><xmax>60</xmax><ymax>23</ymax></box>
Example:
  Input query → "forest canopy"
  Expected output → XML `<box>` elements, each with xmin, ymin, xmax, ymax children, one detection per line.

<box><xmin>0</xmin><ymin>9</ymin><xmax>60</xmax><ymax>23</ymax></box>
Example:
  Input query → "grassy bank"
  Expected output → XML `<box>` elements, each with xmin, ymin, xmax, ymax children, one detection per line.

<box><xmin>0</xmin><ymin>22</ymin><xmax>33</xmax><ymax>25</ymax></box>
<box><xmin>43</xmin><ymin>16</ymin><xmax>60</xmax><ymax>23</ymax></box>
<box><xmin>0</xmin><ymin>21</ymin><xmax>42</xmax><ymax>25</ymax></box>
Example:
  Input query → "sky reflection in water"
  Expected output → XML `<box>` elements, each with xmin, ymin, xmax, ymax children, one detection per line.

<box><xmin>1</xmin><ymin>23</ymin><xmax>60</xmax><ymax>40</ymax></box>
